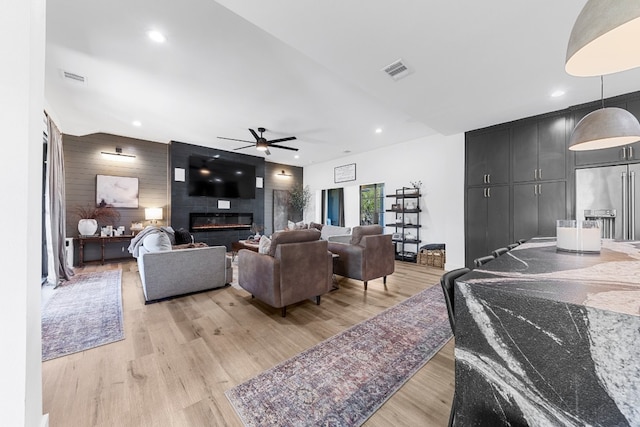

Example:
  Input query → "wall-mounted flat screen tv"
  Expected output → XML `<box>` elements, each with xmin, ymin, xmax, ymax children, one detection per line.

<box><xmin>188</xmin><ymin>155</ymin><xmax>256</xmax><ymax>199</ymax></box>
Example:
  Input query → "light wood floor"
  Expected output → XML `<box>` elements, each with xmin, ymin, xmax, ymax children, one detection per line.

<box><xmin>42</xmin><ymin>260</ymin><xmax>454</xmax><ymax>427</ymax></box>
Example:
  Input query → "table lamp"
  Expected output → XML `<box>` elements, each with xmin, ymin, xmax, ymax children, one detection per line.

<box><xmin>145</xmin><ymin>208</ymin><xmax>163</xmax><ymax>225</ymax></box>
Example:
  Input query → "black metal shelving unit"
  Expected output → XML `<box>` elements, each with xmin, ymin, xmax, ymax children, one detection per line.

<box><xmin>385</xmin><ymin>187</ymin><xmax>421</xmax><ymax>262</ymax></box>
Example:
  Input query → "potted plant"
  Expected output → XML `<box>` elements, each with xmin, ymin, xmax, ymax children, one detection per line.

<box><xmin>289</xmin><ymin>184</ymin><xmax>311</xmax><ymax>220</ymax></box>
<box><xmin>73</xmin><ymin>205</ymin><xmax>121</xmax><ymax>236</ymax></box>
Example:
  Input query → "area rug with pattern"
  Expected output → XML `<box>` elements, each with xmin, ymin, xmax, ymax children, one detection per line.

<box><xmin>225</xmin><ymin>284</ymin><xmax>452</xmax><ymax>426</ymax></box>
<box><xmin>42</xmin><ymin>270</ymin><xmax>124</xmax><ymax>361</ymax></box>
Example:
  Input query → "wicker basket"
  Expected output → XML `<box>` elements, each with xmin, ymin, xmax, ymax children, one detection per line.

<box><xmin>419</xmin><ymin>249</ymin><xmax>446</xmax><ymax>268</ymax></box>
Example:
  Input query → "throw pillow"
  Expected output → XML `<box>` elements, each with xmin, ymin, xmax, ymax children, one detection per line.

<box><xmin>258</xmin><ymin>235</ymin><xmax>272</xmax><ymax>254</ymax></box>
<box><xmin>174</xmin><ymin>228</ymin><xmax>192</xmax><ymax>245</ymax></box>
<box><xmin>287</xmin><ymin>220</ymin><xmax>296</xmax><ymax>230</ymax></box>
<box><xmin>295</xmin><ymin>220</ymin><xmax>307</xmax><ymax>229</ymax></box>
<box><xmin>142</xmin><ymin>232</ymin><xmax>172</xmax><ymax>252</ymax></box>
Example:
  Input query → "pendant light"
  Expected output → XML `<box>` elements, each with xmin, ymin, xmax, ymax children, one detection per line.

<box><xmin>569</xmin><ymin>77</ymin><xmax>640</xmax><ymax>151</ymax></box>
<box><xmin>566</xmin><ymin>0</ymin><xmax>640</xmax><ymax>76</ymax></box>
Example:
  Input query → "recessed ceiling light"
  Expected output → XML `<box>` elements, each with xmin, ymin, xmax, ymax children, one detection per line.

<box><xmin>375</xmin><ymin>128</ymin><xmax>382</xmax><ymax>134</ymax></box>
<box><xmin>132</xmin><ymin>120</ymin><xmax>142</xmax><ymax>127</ymax></box>
<box><xmin>147</xmin><ymin>30</ymin><xmax>166</xmax><ymax>43</ymax></box>
<box><xmin>551</xmin><ymin>90</ymin><xmax>566</xmax><ymax>98</ymax></box>
<box><xmin>344</xmin><ymin>150</ymin><xmax>351</xmax><ymax>153</ymax></box>
<box><xmin>294</xmin><ymin>155</ymin><xmax>299</xmax><ymax>159</ymax></box>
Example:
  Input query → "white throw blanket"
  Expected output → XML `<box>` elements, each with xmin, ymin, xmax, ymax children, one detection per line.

<box><xmin>127</xmin><ymin>226</ymin><xmax>174</xmax><ymax>258</ymax></box>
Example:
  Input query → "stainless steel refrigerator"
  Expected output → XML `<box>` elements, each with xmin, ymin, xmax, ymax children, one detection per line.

<box><xmin>575</xmin><ymin>164</ymin><xmax>640</xmax><ymax>240</ymax></box>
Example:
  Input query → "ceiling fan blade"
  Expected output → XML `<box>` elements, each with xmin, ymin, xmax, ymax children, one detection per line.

<box><xmin>233</xmin><ymin>144</ymin><xmax>256</xmax><ymax>150</ymax></box>
<box><xmin>268</xmin><ymin>136</ymin><xmax>297</xmax><ymax>144</ymax></box>
<box><xmin>269</xmin><ymin>144</ymin><xmax>299</xmax><ymax>152</ymax></box>
<box><xmin>265</xmin><ymin>148</ymin><xmax>271</xmax><ymax>156</ymax></box>
<box><xmin>217</xmin><ymin>136</ymin><xmax>254</xmax><ymax>143</ymax></box>
<box><xmin>249</xmin><ymin>128</ymin><xmax>260</xmax><ymax>141</ymax></box>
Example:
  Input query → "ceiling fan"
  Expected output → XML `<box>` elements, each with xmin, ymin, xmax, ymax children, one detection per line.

<box><xmin>217</xmin><ymin>127</ymin><xmax>298</xmax><ymax>156</ymax></box>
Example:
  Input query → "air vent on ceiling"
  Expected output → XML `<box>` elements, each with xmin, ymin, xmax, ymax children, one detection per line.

<box><xmin>382</xmin><ymin>59</ymin><xmax>412</xmax><ymax>81</ymax></box>
<box><xmin>60</xmin><ymin>70</ymin><xmax>87</xmax><ymax>85</ymax></box>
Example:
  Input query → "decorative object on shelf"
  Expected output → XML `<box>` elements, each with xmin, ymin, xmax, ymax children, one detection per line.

<box><xmin>334</xmin><ymin>163</ymin><xmax>356</xmax><ymax>183</ymax></box>
<box><xmin>78</xmin><ymin>219</ymin><xmax>98</xmax><ymax>237</ymax></box>
<box><xmin>96</xmin><ymin>174</ymin><xmax>139</xmax><ymax>208</ymax></box>
<box><xmin>410</xmin><ymin>180</ymin><xmax>422</xmax><ymax>189</ymax></box>
<box><xmin>392</xmin><ymin>232</ymin><xmax>402</xmax><ymax>240</ymax></box>
<box><xmin>145</xmin><ymin>207</ymin><xmax>163</xmax><ymax>224</ymax></box>
<box><xmin>568</xmin><ymin>76</ymin><xmax>640</xmax><ymax>151</ymax></box>
<box><xmin>74</xmin><ymin>205</ymin><xmax>121</xmax><ymax>236</ymax></box>
<box><xmin>391</xmin><ymin>204</ymin><xmax>400</xmax><ymax>211</ymax></box>
<box><xmin>565</xmin><ymin>0</ymin><xmax>640</xmax><ymax>77</ymax></box>
<box><xmin>406</xmin><ymin>201</ymin><xmax>416</xmax><ymax>210</ymax></box>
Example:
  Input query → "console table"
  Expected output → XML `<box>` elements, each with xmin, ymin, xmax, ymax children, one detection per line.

<box><xmin>76</xmin><ymin>235</ymin><xmax>134</xmax><ymax>267</ymax></box>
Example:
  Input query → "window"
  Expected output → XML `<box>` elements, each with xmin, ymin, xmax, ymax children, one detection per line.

<box><xmin>360</xmin><ymin>184</ymin><xmax>384</xmax><ymax>225</ymax></box>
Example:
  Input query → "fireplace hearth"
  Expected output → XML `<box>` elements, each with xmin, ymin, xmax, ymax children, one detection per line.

<box><xmin>190</xmin><ymin>212</ymin><xmax>253</xmax><ymax>232</ymax></box>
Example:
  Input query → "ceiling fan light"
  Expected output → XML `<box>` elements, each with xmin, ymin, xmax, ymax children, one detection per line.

<box><xmin>256</xmin><ymin>141</ymin><xmax>268</xmax><ymax>151</ymax></box>
<box><xmin>569</xmin><ymin>107</ymin><xmax>640</xmax><ymax>151</ymax></box>
<box><xmin>565</xmin><ymin>0</ymin><xmax>640</xmax><ymax>76</ymax></box>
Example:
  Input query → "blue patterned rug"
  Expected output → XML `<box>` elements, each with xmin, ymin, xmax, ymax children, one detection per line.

<box><xmin>42</xmin><ymin>270</ymin><xmax>124</xmax><ymax>361</ymax></box>
<box><xmin>225</xmin><ymin>284</ymin><xmax>452</xmax><ymax>426</ymax></box>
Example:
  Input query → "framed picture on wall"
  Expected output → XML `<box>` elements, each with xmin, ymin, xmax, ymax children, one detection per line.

<box><xmin>334</xmin><ymin>163</ymin><xmax>356</xmax><ymax>183</ymax></box>
<box><xmin>96</xmin><ymin>175</ymin><xmax>139</xmax><ymax>208</ymax></box>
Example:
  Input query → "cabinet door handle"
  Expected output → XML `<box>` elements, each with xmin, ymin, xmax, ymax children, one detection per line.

<box><xmin>534</xmin><ymin>169</ymin><xmax>537</xmax><ymax>180</ymax></box>
<box><xmin>538</xmin><ymin>184</ymin><xmax>542</xmax><ymax>195</ymax></box>
<box><xmin>538</xmin><ymin>169</ymin><xmax>542</xmax><ymax>180</ymax></box>
<box><xmin>629</xmin><ymin>146</ymin><xmax>634</xmax><ymax>160</ymax></box>
<box><xmin>487</xmin><ymin>174</ymin><xmax>491</xmax><ymax>184</ymax></box>
<box><xmin>622</xmin><ymin>147</ymin><xmax>627</xmax><ymax>160</ymax></box>
<box><xmin>483</xmin><ymin>188</ymin><xmax>487</xmax><ymax>197</ymax></box>
<box><xmin>534</xmin><ymin>184</ymin><xmax>537</xmax><ymax>196</ymax></box>
<box><xmin>487</xmin><ymin>187</ymin><xmax>491</xmax><ymax>198</ymax></box>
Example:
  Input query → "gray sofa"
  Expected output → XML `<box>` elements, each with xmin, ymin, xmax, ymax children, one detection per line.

<box><xmin>137</xmin><ymin>245</ymin><xmax>232</xmax><ymax>303</ymax></box>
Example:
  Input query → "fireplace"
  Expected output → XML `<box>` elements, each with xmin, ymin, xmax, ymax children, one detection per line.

<box><xmin>190</xmin><ymin>212</ymin><xmax>253</xmax><ymax>232</ymax></box>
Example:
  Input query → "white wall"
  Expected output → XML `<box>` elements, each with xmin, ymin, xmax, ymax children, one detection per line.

<box><xmin>1</xmin><ymin>1</ymin><xmax>46</xmax><ymax>426</ymax></box>
<box><xmin>304</xmin><ymin>133</ymin><xmax>465</xmax><ymax>270</ymax></box>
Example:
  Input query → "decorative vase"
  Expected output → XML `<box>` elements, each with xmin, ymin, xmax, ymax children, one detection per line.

<box><xmin>78</xmin><ymin>219</ymin><xmax>98</xmax><ymax>236</ymax></box>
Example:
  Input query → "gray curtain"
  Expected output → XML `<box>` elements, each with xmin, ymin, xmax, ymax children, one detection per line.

<box><xmin>47</xmin><ymin>116</ymin><xmax>74</xmax><ymax>283</ymax></box>
<box><xmin>338</xmin><ymin>188</ymin><xmax>345</xmax><ymax>226</ymax></box>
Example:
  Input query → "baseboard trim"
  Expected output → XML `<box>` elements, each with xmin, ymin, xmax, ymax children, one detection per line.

<box><xmin>40</xmin><ymin>413</ymin><xmax>49</xmax><ymax>427</ymax></box>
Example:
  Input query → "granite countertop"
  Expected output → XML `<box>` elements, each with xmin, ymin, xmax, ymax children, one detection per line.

<box><xmin>460</xmin><ymin>237</ymin><xmax>640</xmax><ymax>317</ymax></box>
<box><xmin>455</xmin><ymin>237</ymin><xmax>640</xmax><ymax>426</ymax></box>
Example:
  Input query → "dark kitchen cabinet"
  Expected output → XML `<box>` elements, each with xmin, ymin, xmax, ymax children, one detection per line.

<box><xmin>466</xmin><ymin>129</ymin><xmax>510</xmax><ymax>186</ymax></box>
<box><xmin>465</xmin><ymin>185</ymin><xmax>510</xmax><ymax>268</ymax></box>
<box><xmin>512</xmin><ymin>116</ymin><xmax>566</xmax><ymax>183</ymax></box>
<box><xmin>513</xmin><ymin>181</ymin><xmax>567</xmax><ymax>242</ymax></box>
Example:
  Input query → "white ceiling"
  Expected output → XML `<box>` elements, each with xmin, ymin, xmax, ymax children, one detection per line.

<box><xmin>45</xmin><ymin>0</ymin><xmax>640</xmax><ymax>167</ymax></box>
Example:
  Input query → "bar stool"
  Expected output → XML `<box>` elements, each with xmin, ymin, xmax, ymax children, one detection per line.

<box><xmin>492</xmin><ymin>247</ymin><xmax>509</xmax><ymax>258</ymax></box>
<box><xmin>473</xmin><ymin>255</ymin><xmax>495</xmax><ymax>267</ymax></box>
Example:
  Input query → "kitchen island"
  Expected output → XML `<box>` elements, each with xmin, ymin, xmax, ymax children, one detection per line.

<box><xmin>455</xmin><ymin>238</ymin><xmax>640</xmax><ymax>426</ymax></box>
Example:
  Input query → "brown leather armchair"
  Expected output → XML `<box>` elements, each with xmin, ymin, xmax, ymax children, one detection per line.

<box><xmin>327</xmin><ymin>225</ymin><xmax>395</xmax><ymax>290</ymax></box>
<box><xmin>238</xmin><ymin>229</ymin><xmax>333</xmax><ymax>317</ymax></box>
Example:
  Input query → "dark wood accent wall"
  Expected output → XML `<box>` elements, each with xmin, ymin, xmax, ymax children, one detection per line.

<box><xmin>169</xmin><ymin>141</ymin><xmax>267</xmax><ymax>250</ymax></box>
<box><xmin>63</xmin><ymin>133</ymin><xmax>169</xmax><ymax>263</ymax></box>
<box><xmin>264</xmin><ymin>162</ymin><xmax>304</xmax><ymax>235</ymax></box>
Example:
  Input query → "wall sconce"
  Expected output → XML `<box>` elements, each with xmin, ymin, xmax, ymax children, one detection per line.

<box><xmin>145</xmin><ymin>207</ymin><xmax>163</xmax><ymax>224</ymax></box>
<box><xmin>101</xmin><ymin>147</ymin><xmax>136</xmax><ymax>161</ymax></box>
<box><xmin>277</xmin><ymin>170</ymin><xmax>292</xmax><ymax>177</ymax></box>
